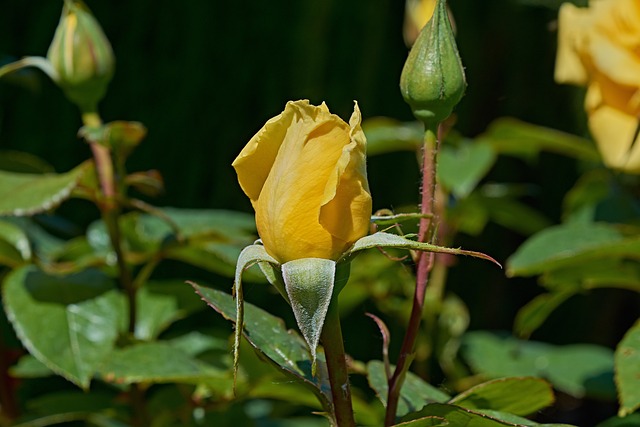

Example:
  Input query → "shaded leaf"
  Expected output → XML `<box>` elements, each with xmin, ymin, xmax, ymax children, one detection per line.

<box><xmin>449</xmin><ymin>377</ymin><xmax>554</xmax><ymax>416</ymax></box>
<box><xmin>2</xmin><ymin>265</ymin><xmax>120</xmax><ymax>388</ymax></box>
<box><xmin>10</xmin><ymin>354</ymin><xmax>53</xmax><ymax>378</ymax></box>
<box><xmin>596</xmin><ymin>414</ymin><xmax>640</xmax><ymax>427</ymax></box>
<box><xmin>362</xmin><ymin>117</ymin><xmax>423</xmax><ymax>156</ymax></box>
<box><xmin>513</xmin><ymin>290</ymin><xmax>574</xmax><ymax>339</ymax></box>
<box><xmin>0</xmin><ymin>162</ymin><xmax>88</xmax><ymax>216</ymax></box>
<box><xmin>478</xmin><ymin>117</ymin><xmax>599</xmax><ymax>162</ymax></box>
<box><xmin>462</xmin><ymin>332</ymin><xmax>616</xmax><ymax>400</ymax></box>
<box><xmin>0</xmin><ymin>150</ymin><xmax>54</xmax><ymax>173</ymax></box>
<box><xmin>368</xmin><ymin>360</ymin><xmax>450</xmax><ymax>417</ymax></box>
<box><xmin>615</xmin><ymin>320</ymin><xmax>640</xmax><ymax>417</ymax></box>
<box><xmin>439</xmin><ymin>142</ymin><xmax>496</xmax><ymax>198</ymax></box>
<box><xmin>99</xmin><ymin>341</ymin><xmax>231</xmax><ymax>390</ymax></box>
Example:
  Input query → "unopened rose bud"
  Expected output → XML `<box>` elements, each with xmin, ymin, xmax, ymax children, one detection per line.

<box><xmin>47</xmin><ymin>0</ymin><xmax>114</xmax><ymax>112</ymax></box>
<box><xmin>400</xmin><ymin>0</ymin><xmax>465</xmax><ymax>125</ymax></box>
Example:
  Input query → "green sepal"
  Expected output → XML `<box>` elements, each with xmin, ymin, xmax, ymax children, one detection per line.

<box><xmin>344</xmin><ymin>231</ymin><xmax>500</xmax><ymax>267</ymax></box>
<box><xmin>231</xmin><ymin>244</ymin><xmax>278</xmax><ymax>391</ymax></box>
<box><xmin>281</xmin><ymin>258</ymin><xmax>337</xmax><ymax>373</ymax></box>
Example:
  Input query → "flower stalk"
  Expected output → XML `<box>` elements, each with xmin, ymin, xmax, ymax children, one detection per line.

<box><xmin>384</xmin><ymin>124</ymin><xmax>439</xmax><ymax>426</ymax></box>
<box><xmin>321</xmin><ymin>297</ymin><xmax>356</xmax><ymax>427</ymax></box>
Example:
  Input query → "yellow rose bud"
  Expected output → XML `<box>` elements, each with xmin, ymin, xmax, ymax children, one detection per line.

<box><xmin>232</xmin><ymin>100</ymin><xmax>372</xmax><ymax>263</ymax></box>
<box><xmin>47</xmin><ymin>0</ymin><xmax>114</xmax><ymax>112</ymax></box>
<box><xmin>555</xmin><ymin>0</ymin><xmax>640</xmax><ymax>173</ymax></box>
<box><xmin>400</xmin><ymin>0</ymin><xmax>466</xmax><ymax>125</ymax></box>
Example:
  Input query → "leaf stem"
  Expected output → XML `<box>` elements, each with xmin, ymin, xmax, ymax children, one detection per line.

<box><xmin>384</xmin><ymin>124</ymin><xmax>440</xmax><ymax>426</ymax></box>
<box><xmin>321</xmin><ymin>298</ymin><xmax>355</xmax><ymax>427</ymax></box>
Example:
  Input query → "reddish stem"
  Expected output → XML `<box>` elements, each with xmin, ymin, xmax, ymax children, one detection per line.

<box><xmin>384</xmin><ymin>124</ymin><xmax>440</xmax><ymax>426</ymax></box>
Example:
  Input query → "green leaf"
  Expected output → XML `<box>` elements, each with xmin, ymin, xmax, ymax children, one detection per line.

<box><xmin>1</xmin><ymin>217</ymin><xmax>66</xmax><ymax>263</ymax></box>
<box><xmin>462</xmin><ymin>332</ymin><xmax>616</xmax><ymax>400</ymax></box>
<box><xmin>347</xmin><ymin>232</ymin><xmax>500</xmax><ymax>267</ymax></box>
<box><xmin>362</xmin><ymin>118</ymin><xmax>423</xmax><ymax>156</ymax></box>
<box><xmin>513</xmin><ymin>290</ymin><xmax>574</xmax><ymax>339</ymax></box>
<box><xmin>439</xmin><ymin>141</ymin><xmax>496</xmax><ymax>198</ymax></box>
<box><xmin>99</xmin><ymin>341</ymin><xmax>231</xmax><ymax>390</ymax></box>
<box><xmin>0</xmin><ymin>162</ymin><xmax>88</xmax><ymax>216</ymax></box>
<box><xmin>2</xmin><ymin>265</ymin><xmax>120</xmax><ymax>388</ymax></box>
<box><xmin>0</xmin><ymin>219</ymin><xmax>31</xmax><ymax>266</ymax></box>
<box><xmin>9</xmin><ymin>355</ymin><xmax>54</xmax><ymax>378</ymax></box>
<box><xmin>596</xmin><ymin>413</ymin><xmax>640</xmax><ymax>427</ymax></box>
<box><xmin>0</xmin><ymin>150</ymin><xmax>54</xmax><ymax>173</ymax></box>
<box><xmin>541</xmin><ymin>260</ymin><xmax>640</xmax><ymax>293</ymax></box>
<box><xmin>506</xmin><ymin>223</ymin><xmax>633</xmax><ymax>277</ymax></box>
<box><xmin>449</xmin><ymin>377</ymin><xmax>554</xmax><ymax>416</ymax></box>
<box><xmin>134</xmin><ymin>287</ymin><xmax>180</xmax><ymax>341</ymax></box>
<box><xmin>367</xmin><ymin>360</ymin><xmax>450</xmax><ymax>417</ymax></box>
<box><xmin>478</xmin><ymin>117</ymin><xmax>599</xmax><ymax>162</ymax></box>
<box><xmin>615</xmin><ymin>319</ymin><xmax>640</xmax><ymax>417</ymax></box>
<box><xmin>403</xmin><ymin>403</ymin><xmax>577</xmax><ymax>427</ymax></box>
<box><xmin>192</xmin><ymin>284</ymin><xmax>332</xmax><ymax>410</ymax></box>
<box><xmin>394</xmin><ymin>416</ymin><xmax>448</xmax><ymax>426</ymax></box>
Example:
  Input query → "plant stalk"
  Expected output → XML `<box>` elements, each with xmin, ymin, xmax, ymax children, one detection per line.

<box><xmin>384</xmin><ymin>124</ymin><xmax>440</xmax><ymax>426</ymax></box>
<box><xmin>321</xmin><ymin>299</ymin><xmax>356</xmax><ymax>427</ymax></box>
<box><xmin>82</xmin><ymin>110</ymin><xmax>146</xmax><ymax>426</ymax></box>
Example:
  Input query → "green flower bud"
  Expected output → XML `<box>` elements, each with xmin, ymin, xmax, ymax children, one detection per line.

<box><xmin>47</xmin><ymin>0</ymin><xmax>114</xmax><ymax>112</ymax></box>
<box><xmin>400</xmin><ymin>0</ymin><xmax>466</xmax><ymax>125</ymax></box>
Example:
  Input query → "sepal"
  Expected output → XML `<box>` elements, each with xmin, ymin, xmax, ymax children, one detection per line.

<box><xmin>281</xmin><ymin>258</ymin><xmax>337</xmax><ymax>373</ymax></box>
<box><xmin>232</xmin><ymin>244</ymin><xmax>278</xmax><ymax>390</ymax></box>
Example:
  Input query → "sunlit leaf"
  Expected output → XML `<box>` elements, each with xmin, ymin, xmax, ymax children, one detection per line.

<box><xmin>192</xmin><ymin>284</ymin><xmax>332</xmax><ymax>410</ymax></box>
<box><xmin>0</xmin><ymin>219</ymin><xmax>31</xmax><ymax>267</ymax></box>
<box><xmin>449</xmin><ymin>377</ymin><xmax>554</xmax><ymax>416</ymax></box>
<box><xmin>402</xmin><ymin>403</ymin><xmax>575</xmax><ymax>426</ymax></box>
<box><xmin>2</xmin><ymin>265</ymin><xmax>120</xmax><ymax>388</ymax></box>
<box><xmin>0</xmin><ymin>162</ymin><xmax>88</xmax><ymax>216</ymax></box>
<box><xmin>506</xmin><ymin>223</ymin><xmax>637</xmax><ymax>277</ymax></box>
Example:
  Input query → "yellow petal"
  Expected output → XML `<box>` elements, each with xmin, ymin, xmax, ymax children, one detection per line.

<box><xmin>231</xmin><ymin>103</ymin><xmax>297</xmax><ymax>205</ymax></box>
<box><xmin>589</xmin><ymin>103</ymin><xmax>640</xmax><ymax>173</ymax></box>
<box><xmin>590</xmin><ymin>32</ymin><xmax>640</xmax><ymax>89</ymax></box>
<box><xmin>554</xmin><ymin>3</ymin><xmax>591</xmax><ymax>85</ymax></box>
<box><xmin>319</xmin><ymin>102</ymin><xmax>372</xmax><ymax>246</ymax></box>
<box><xmin>255</xmin><ymin>101</ymin><xmax>353</xmax><ymax>262</ymax></box>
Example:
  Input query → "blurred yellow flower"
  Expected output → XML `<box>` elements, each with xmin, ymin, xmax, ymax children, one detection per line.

<box><xmin>232</xmin><ymin>100</ymin><xmax>372</xmax><ymax>263</ymax></box>
<box><xmin>403</xmin><ymin>0</ymin><xmax>437</xmax><ymax>46</ymax></box>
<box><xmin>555</xmin><ymin>0</ymin><xmax>640</xmax><ymax>173</ymax></box>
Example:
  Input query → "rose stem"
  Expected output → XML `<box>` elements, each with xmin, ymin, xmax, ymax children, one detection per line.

<box><xmin>82</xmin><ymin>110</ymin><xmax>147</xmax><ymax>427</ymax></box>
<box><xmin>384</xmin><ymin>124</ymin><xmax>439</xmax><ymax>426</ymax></box>
<box><xmin>321</xmin><ymin>298</ymin><xmax>356</xmax><ymax>427</ymax></box>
